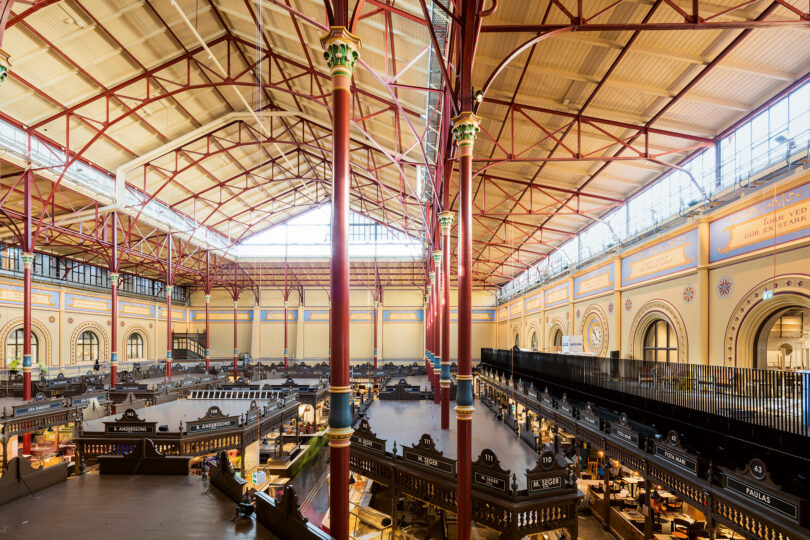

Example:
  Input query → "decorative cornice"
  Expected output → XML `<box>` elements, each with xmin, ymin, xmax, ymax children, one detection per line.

<box><xmin>320</xmin><ymin>26</ymin><xmax>361</xmax><ymax>78</ymax></box>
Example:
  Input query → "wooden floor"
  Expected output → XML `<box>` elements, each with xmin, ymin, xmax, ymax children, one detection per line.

<box><xmin>0</xmin><ymin>474</ymin><xmax>276</xmax><ymax>539</ymax></box>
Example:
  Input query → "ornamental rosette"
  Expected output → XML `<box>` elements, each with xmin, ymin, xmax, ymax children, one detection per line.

<box><xmin>452</xmin><ymin>111</ymin><xmax>481</xmax><ymax>148</ymax></box>
<box><xmin>320</xmin><ymin>26</ymin><xmax>361</xmax><ymax>77</ymax></box>
<box><xmin>438</xmin><ymin>210</ymin><xmax>454</xmax><ymax>234</ymax></box>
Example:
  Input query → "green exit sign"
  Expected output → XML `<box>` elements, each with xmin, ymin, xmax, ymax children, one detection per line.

<box><xmin>763</xmin><ymin>289</ymin><xmax>774</xmax><ymax>300</ymax></box>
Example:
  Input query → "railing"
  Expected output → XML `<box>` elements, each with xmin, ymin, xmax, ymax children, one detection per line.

<box><xmin>482</xmin><ymin>349</ymin><xmax>809</xmax><ymax>437</ymax></box>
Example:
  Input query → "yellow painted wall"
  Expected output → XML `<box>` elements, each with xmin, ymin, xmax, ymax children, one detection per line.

<box><xmin>493</xmin><ymin>168</ymin><xmax>810</xmax><ymax>368</ymax></box>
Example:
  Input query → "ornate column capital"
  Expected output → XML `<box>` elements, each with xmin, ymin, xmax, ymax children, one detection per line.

<box><xmin>21</xmin><ymin>252</ymin><xmax>34</xmax><ymax>268</ymax></box>
<box><xmin>320</xmin><ymin>26</ymin><xmax>361</xmax><ymax>79</ymax></box>
<box><xmin>109</xmin><ymin>272</ymin><xmax>120</xmax><ymax>286</ymax></box>
<box><xmin>452</xmin><ymin>111</ymin><xmax>481</xmax><ymax>153</ymax></box>
<box><xmin>165</xmin><ymin>285</ymin><xmax>174</xmax><ymax>294</ymax></box>
<box><xmin>204</xmin><ymin>294</ymin><xmax>211</xmax><ymax>303</ymax></box>
<box><xmin>233</xmin><ymin>301</ymin><xmax>239</xmax><ymax>309</ymax></box>
<box><xmin>0</xmin><ymin>49</ymin><xmax>9</xmax><ymax>86</ymax></box>
<box><xmin>438</xmin><ymin>211</ymin><xmax>455</xmax><ymax>234</ymax></box>
<box><xmin>429</xmin><ymin>271</ymin><xmax>436</xmax><ymax>285</ymax></box>
<box><xmin>432</xmin><ymin>250</ymin><xmax>442</xmax><ymax>266</ymax></box>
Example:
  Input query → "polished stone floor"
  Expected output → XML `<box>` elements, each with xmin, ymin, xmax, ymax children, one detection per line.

<box><xmin>362</xmin><ymin>397</ymin><xmax>538</xmax><ymax>489</ymax></box>
<box><xmin>0</xmin><ymin>474</ymin><xmax>275</xmax><ymax>539</ymax></box>
<box><xmin>83</xmin><ymin>398</ymin><xmax>272</xmax><ymax>431</ymax></box>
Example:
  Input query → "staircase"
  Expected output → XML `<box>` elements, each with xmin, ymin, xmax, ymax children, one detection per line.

<box><xmin>172</xmin><ymin>332</ymin><xmax>206</xmax><ymax>360</ymax></box>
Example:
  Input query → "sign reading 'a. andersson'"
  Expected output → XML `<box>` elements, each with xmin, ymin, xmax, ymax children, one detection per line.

<box><xmin>188</xmin><ymin>417</ymin><xmax>238</xmax><ymax>434</ymax></box>
<box><xmin>655</xmin><ymin>444</ymin><xmax>697</xmax><ymax>475</ymax></box>
<box><xmin>106</xmin><ymin>424</ymin><xmax>155</xmax><ymax>434</ymax></box>
<box><xmin>402</xmin><ymin>449</ymin><xmax>455</xmax><ymax>476</ymax></box>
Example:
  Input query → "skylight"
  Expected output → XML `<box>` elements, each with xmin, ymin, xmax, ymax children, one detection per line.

<box><xmin>233</xmin><ymin>206</ymin><xmax>423</xmax><ymax>259</ymax></box>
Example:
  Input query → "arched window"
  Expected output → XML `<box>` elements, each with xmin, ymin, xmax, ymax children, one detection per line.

<box><xmin>530</xmin><ymin>331</ymin><xmax>538</xmax><ymax>352</ymax></box>
<box><xmin>126</xmin><ymin>333</ymin><xmax>144</xmax><ymax>360</ymax></box>
<box><xmin>643</xmin><ymin>320</ymin><xmax>678</xmax><ymax>363</ymax></box>
<box><xmin>77</xmin><ymin>331</ymin><xmax>99</xmax><ymax>364</ymax></box>
<box><xmin>550</xmin><ymin>327</ymin><xmax>563</xmax><ymax>353</ymax></box>
<box><xmin>5</xmin><ymin>329</ymin><xmax>38</xmax><ymax>366</ymax></box>
<box><xmin>754</xmin><ymin>306</ymin><xmax>809</xmax><ymax>370</ymax></box>
<box><xmin>514</xmin><ymin>333</ymin><xmax>520</xmax><ymax>348</ymax></box>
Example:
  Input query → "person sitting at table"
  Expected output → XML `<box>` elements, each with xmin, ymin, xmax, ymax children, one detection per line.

<box><xmin>649</xmin><ymin>491</ymin><xmax>666</xmax><ymax>526</ymax></box>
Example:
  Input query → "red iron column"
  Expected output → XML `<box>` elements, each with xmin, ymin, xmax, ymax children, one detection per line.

<box><xmin>110</xmin><ymin>272</ymin><xmax>119</xmax><ymax>387</ymax></box>
<box><xmin>165</xmin><ymin>236</ymin><xmax>173</xmax><ymax>380</ymax></box>
<box><xmin>109</xmin><ymin>212</ymin><xmax>119</xmax><ymax>388</ymax></box>
<box><xmin>284</xmin><ymin>300</ymin><xmax>289</xmax><ymax>371</ymax></box>
<box><xmin>233</xmin><ymin>299</ymin><xmax>239</xmax><ymax>381</ymax></box>
<box><xmin>204</xmin><ymin>293</ymin><xmax>211</xmax><ymax>372</ymax></box>
<box><xmin>438</xmin><ymin>211</ymin><xmax>454</xmax><ymax>430</ymax></box>
<box><xmin>165</xmin><ymin>285</ymin><xmax>173</xmax><ymax>380</ymax></box>
<box><xmin>21</xmin><ymin>169</ymin><xmax>33</xmax><ymax>404</ymax></box>
<box><xmin>373</xmin><ymin>300</ymin><xmax>379</xmax><ymax>370</ymax></box>
<box><xmin>453</xmin><ymin>111</ymin><xmax>479</xmax><ymax>540</ymax></box>
<box><xmin>321</xmin><ymin>25</ymin><xmax>360</xmax><ymax>540</ymax></box>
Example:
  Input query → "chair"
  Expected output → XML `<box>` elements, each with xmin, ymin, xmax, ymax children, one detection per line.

<box><xmin>672</xmin><ymin>518</ymin><xmax>691</xmax><ymax>533</ymax></box>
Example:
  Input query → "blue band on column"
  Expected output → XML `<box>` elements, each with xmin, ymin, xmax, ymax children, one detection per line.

<box><xmin>441</xmin><ymin>362</ymin><xmax>450</xmax><ymax>382</ymax></box>
<box><xmin>433</xmin><ymin>354</ymin><xmax>441</xmax><ymax>370</ymax></box>
<box><xmin>233</xmin><ymin>349</ymin><xmax>238</xmax><ymax>355</ymax></box>
<box><xmin>23</xmin><ymin>354</ymin><xmax>32</xmax><ymax>368</ymax></box>
<box><xmin>284</xmin><ymin>348</ymin><xmax>288</xmax><ymax>356</ymax></box>
<box><xmin>205</xmin><ymin>349</ymin><xmax>210</xmax><ymax>357</ymax></box>
<box><xmin>110</xmin><ymin>352</ymin><xmax>118</xmax><ymax>363</ymax></box>
<box><xmin>328</xmin><ymin>391</ymin><xmax>352</xmax><ymax>430</ymax></box>
<box><xmin>166</xmin><ymin>350</ymin><xmax>172</xmax><ymax>359</ymax></box>
<box><xmin>373</xmin><ymin>348</ymin><xmax>377</xmax><ymax>356</ymax></box>
<box><xmin>457</xmin><ymin>379</ymin><xmax>474</xmax><ymax>408</ymax></box>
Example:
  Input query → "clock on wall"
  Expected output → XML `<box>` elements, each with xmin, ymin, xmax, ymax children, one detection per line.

<box><xmin>580</xmin><ymin>304</ymin><xmax>609</xmax><ymax>357</ymax></box>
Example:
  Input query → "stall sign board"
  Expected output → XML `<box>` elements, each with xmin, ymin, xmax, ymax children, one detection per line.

<box><xmin>402</xmin><ymin>449</ymin><xmax>455</xmax><ymax>476</ymax></box>
<box><xmin>529</xmin><ymin>475</ymin><xmax>565</xmax><ymax>494</ymax></box>
<box><xmin>351</xmin><ymin>434</ymin><xmax>385</xmax><ymax>454</ymax></box>
<box><xmin>612</xmin><ymin>426</ymin><xmax>639</xmax><ymax>446</ymax></box>
<box><xmin>582</xmin><ymin>413</ymin><xmax>600</xmax><ymax>429</ymax></box>
<box><xmin>473</xmin><ymin>471</ymin><xmax>508</xmax><ymax>494</ymax></box>
<box><xmin>13</xmin><ymin>400</ymin><xmax>63</xmax><ymax>416</ymax></box>
<box><xmin>115</xmin><ymin>384</ymin><xmax>148</xmax><ymax>391</ymax></box>
<box><xmin>246</xmin><ymin>410</ymin><xmax>259</xmax><ymax>425</ymax></box>
<box><xmin>46</xmin><ymin>379</ymin><xmax>70</xmax><ymax>388</ymax></box>
<box><xmin>106</xmin><ymin>423</ymin><xmax>155</xmax><ymax>434</ymax></box>
<box><xmin>188</xmin><ymin>416</ymin><xmax>239</xmax><ymax>434</ymax></box>
<box><xmin>724</xmin><ymin>476</ymin><xmax>799</xmax><ymax>523</ymax></box>
<box><xmin>72</xmin><ymin>394</ymin><xmax>107</xmax><ymax>407</ymax></box>
<box><xmin>655</xmin><ymin>445</ymin><xmax>697</xmax><ymax>475</ymax></box>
